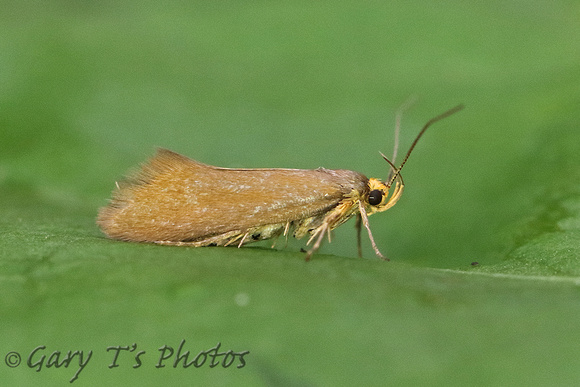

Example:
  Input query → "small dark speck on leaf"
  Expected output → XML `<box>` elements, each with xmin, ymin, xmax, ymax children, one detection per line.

<box><xmin>471</xmin><ymin>261</ymin><xmax>479</xmax><ymax>266</ymax></box>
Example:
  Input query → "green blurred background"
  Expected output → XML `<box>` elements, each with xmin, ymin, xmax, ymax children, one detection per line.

<box><xmin>1</xmin><ymin>1</ymin><xmax>580</xmax><ymax>385</ymax></box>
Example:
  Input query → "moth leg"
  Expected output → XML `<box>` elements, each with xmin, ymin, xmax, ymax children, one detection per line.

<box><xmin>282</xmin><ymin>221</ymin><xmax>291</xmax><ymax>248</ymax></box>
<box><xmin>306</xmin><ymin>223</ymin><xmax>324</xmax><ymax>246</ymax></box>
<box><xmin>305</xmin><ymin>223</ymin><xmax>329</xmax><ymax>261</ymax></box>
<box><xmin>358</xmin><ymin>201</ymin><xmax>389</xmax><ymax>261</ymax></box>
<box><xmin>236</xmin><ymin>231</ymin><xmax>250</xmax><ymax>248</ymax></box>
<box><xmin>270</xmin><ymin>232</ymin><xmax>283</xmax><ymax>248</ymax></box>
<box><xmin>303</xmin><ymin>199</ymin><xmax>357</xmax><ymax>261</ymax></box>
<box><xmin>223</xmin><ymin>232</ymin><xmax>245</xmax><ymax>247</ymax></box>
<box><xmin>355</xmin><ymin>213</ymin><xmax>362</xmax><ymax>258</ymax></box>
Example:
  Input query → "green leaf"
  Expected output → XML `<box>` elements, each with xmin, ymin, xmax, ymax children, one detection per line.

<box><xmin>1</xmin><ymin>1</ymin><xmax>580</xmax><ymax>385</ymax></box>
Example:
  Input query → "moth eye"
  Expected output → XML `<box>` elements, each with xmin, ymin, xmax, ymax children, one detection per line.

<box><xmin>368</xmin><ymin>189</ymin><xmax>383</xmax><ymax>206</ymax></box>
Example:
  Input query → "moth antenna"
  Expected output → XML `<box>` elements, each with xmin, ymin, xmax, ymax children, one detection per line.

<box><xmin>386</xmin><ymin>104</ymin><xmax>464</xmax><ymax>188</ymax></box>
<box><xmin>380</xmin><ymin>152</ymin><xmax>400</xmax><ymax>177</ymax></box>
<box><xmin>380</xmin><ymin>152</ymin><xmax>405</xmax><ymax>188</ymax></box>
<box><xmin>388</xmin><ymin>96</ymin><xmax>418</xmax><ymax>180</ymax></box>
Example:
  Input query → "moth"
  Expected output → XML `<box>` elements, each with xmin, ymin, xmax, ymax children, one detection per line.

<box><xmin>97</xmin><ymin>104</ymin><xmax>463</xmax><ymax>260</ymax></box>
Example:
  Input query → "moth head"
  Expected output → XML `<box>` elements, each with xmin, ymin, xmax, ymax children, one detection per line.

<box><xmin>365</xmin><ymin>177</ymin><xmax>404</xmax><ymax>215</ymax></box>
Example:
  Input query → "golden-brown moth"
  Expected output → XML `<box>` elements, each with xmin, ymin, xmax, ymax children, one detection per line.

<box><xmin>97</xmin><ymin>105</ymin><xmax>463</xmax><ymax>260</ymax></box>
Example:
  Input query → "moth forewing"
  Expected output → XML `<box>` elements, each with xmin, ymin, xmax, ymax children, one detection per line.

<box><xmin>97</xmin><ymin>104</ymin><xmax>463</xmax><ymax>260</ymax></box>
<box><xmin>97</xmin><ymin>149</ymin><xmax>369</xmax><ymax>252</ymax></box>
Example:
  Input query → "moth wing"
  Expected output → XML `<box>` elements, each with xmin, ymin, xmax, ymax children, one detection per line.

<box><xmin>97</xmin><ymin>149</ymin><xmax>368</xmax><ymax>242</ymax></box>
